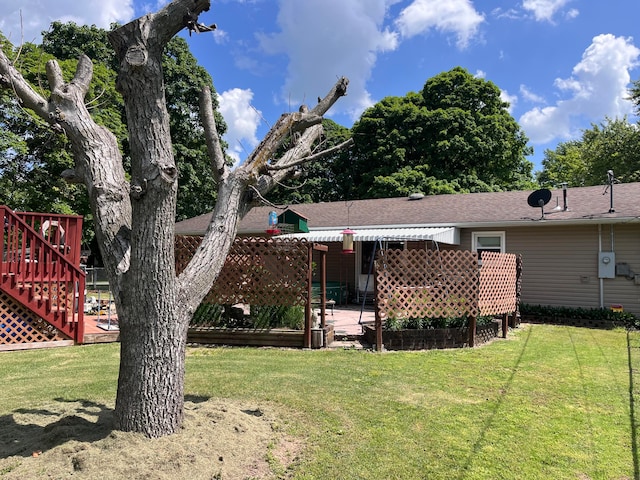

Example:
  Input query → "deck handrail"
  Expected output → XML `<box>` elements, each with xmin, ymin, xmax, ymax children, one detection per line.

<box><xmin>1</xmin><ymin>205</ymin><xmax>86</xmax><ymax>343</ymax></box>
<box><xmin>14</xmin><ymin>210</ymin><xmax>84</xmax><ymax>266</ymax></box>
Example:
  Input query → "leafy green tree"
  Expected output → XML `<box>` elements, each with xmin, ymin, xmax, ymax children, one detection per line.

<box><xmin>536</xmin><ymin>141</ymin><xmax>587</xmax><ymax>188</ymax></box>
<box><xmin>0</xmin><ymin>38</ymin><xmax>92</xmax><ymax>217</ymax></box>
<box><xmin>349</xmin><ymin>67</ymin><xmax>534</xmax><ymax>198</ymax></box>
<box><xmin>162</xmin><ymin>37</ymin><xmax>228</xmax><ymax>220</ymax></box>
<box><xmin>266</xmin><ymin>119</ymin><xmax>352</xmax><ymax>204</ymax></box>
<box><xmin>581</xmin><ymin>117</ymin><xmax>640</xmax><ymax>184</ymax></box>
<box><xmin>43</xmin><ymin>21</ymin><xmax>117</xmax><ymax>67</ymax></box>
<box><xmin>538</xmin><ymin>117</ymin><xmax>640</xmax><ymax>186</ymax></box>
<box><xmin>2</xmin><ymin>22</ymin><xmax>226</xmax><ymax>222</ymax></box>
<box><xmin>630</xmin><ymin>78</ymin><xmax>640</xmax><ymax>115</ymax></box>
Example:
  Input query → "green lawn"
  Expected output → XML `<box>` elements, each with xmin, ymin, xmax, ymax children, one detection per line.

<box><xmin>1</xmin><ymin>324</ymin><xmax>637</xmax><ymax>479</ymax></box>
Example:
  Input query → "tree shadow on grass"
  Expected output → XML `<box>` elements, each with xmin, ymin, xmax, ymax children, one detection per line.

<box><xmin>627</xmin><ymin>330</ymin><xmax>640</xmax><ymax>480</ymax></box>
<box><xmin>0</xmin><ymin>398</ymin><xmax>114</xmax><ymax>459</ymax></box>
<box><xmin>456</xmin><ymin>324</ymin><xmax>533</xmax><ymax>479</ymax></box>
<box><xmin>0</xmin><ymin>394</ymin><xmax>214</xmax><ymax>460</ymax></box>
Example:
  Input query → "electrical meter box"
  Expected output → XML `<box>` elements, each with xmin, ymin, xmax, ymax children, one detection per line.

<box><xmin>598</xmin><ymin>252</ymin><xmax>615</xmax><ymax>278</ymax></box>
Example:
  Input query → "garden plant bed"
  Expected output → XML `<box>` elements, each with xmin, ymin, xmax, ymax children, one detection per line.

<box><xmin>363</xmin><ymin>321</ymin><xmax>499</xmax><ymax>351</ymax></box>
<box><xmin>187</xmin><ymin>326</ymin><xmax>305</xmax><ymax>348</ymax></box>
<box><xmin>187</xmin><ymin>324</ymin><xmax>334</xmax><ymax>348</ymax></box>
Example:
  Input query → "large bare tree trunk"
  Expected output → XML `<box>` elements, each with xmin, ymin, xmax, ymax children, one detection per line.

<box><xmin>0</xmin><ymin>0</ymin><xmax>350</xmax><ymax>438</ymax></box>
<box><xmin>107</xmin><ymin>5</ymin><xmax>186</xmax><ymax>436</ymax></box>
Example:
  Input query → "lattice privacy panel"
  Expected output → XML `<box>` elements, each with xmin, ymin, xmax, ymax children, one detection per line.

<box><xmin>375</xmin><ymin>249</ymin><xmax>480</xmax><ymax>321</ymax></box>
<box><xmin>0</xmin><ymin>291</ymin><xmax>67</xmax><ymax>344</ymax></box>
<box><xmin>478</xmin><ymin>252</ymin><xmax>518</xmax><ymax>316</ymax></box>
<box><xmin>176</xmin><ymin>236</ymin><xmax>310</xmax><ymax>307</ymax></box>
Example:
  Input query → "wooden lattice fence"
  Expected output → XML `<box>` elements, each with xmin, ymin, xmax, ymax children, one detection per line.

<box><xmin>373</xmin><ymin>249</ymin><xmax>519</xmax><ymax>351</ymax></box>
<box><xmin>478</xmin><ymin>251</ymin><xmax>518</xmax><ymax>316</ymax></box>
<box><xmin>0</xmin><ymin>291</ymin><xmax>68</xmax><ymax>349</ymax></box>
<box><xmin>175</xmin><ymin>236</ymin><xmax>310</xmax><ymax>307</ymax></box>
<box><xmin>175</xmin><ymin>235</ymin><xmax>317</xmax><ymax>348</ymax></box>
<box><xmin>375</xmin><ymin>249</ymin><xmax>480</xmax><ymax>322</ymax></box>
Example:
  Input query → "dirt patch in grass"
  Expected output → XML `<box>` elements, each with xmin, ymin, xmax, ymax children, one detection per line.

<box><xmin>0</xmin><ymin>398</ymin><xmax>303</xmax><ymax>479</ymax></box>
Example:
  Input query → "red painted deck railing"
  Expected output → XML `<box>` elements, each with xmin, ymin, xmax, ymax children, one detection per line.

<box><xmin>0</xmin><ymin>206</ymin><xmax>86</xmax><ymax>343</ymax></box>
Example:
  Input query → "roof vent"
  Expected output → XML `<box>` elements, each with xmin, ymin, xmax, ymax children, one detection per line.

<box><xmin>408</xmin><ymin>192</ymin><xmax>424</xmax><ymax>201</ymax></box>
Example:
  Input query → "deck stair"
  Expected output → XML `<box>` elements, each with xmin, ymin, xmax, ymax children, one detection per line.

<box><xmin>1</xmin><ymin>206</ymin><xmax>85</xmax><ymax>344</ymax></box>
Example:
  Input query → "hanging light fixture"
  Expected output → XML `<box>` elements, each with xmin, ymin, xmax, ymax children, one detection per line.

<box><xmin>341</xmin><ymin>228</ymin><xmax>356</xmax><ymax>254</ymax></box>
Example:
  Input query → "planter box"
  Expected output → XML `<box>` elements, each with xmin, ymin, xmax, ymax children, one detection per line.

<box><xmin>187</xmin><ymin>327</ymin><xmax>304</xmax><ymax>348</ymax></box>
<box><xmin>187</xmin><ymin>324</ymin><xmax>335</xmax><ymax>349</ymax></box>
<box><xmin>362</xmin><ymin>322</ymin><xmax>499</xmax><ymax>351</ymax></box>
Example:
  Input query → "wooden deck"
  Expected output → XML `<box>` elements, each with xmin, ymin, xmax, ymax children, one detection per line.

<box><xmin>82</xmin><ymin>314</ymin><xmax>120</xmax><ymax>344</ymax></box>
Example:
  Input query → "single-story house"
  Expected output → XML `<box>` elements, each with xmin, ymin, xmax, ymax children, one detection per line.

<box><xmin>175</xmin><ymin>182</ymin><xmax>640</xmax><ymax>316</ymax></box>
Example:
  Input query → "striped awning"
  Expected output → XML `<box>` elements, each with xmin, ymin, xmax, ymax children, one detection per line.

<box><xmin>277</xmin><ymin>227</ymin><xmax>459</xmax><ymax>245</ymax></box>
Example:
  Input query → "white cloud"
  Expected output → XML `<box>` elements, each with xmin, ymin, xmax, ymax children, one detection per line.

<box><xmin>500</xmin><ymin>89</ymin><xmax>517</xmax><ymax>113</ymax></box>
<box><xmin>258</xmin><ymin>0</ymin><xmax>400</xmax><ymax>121</ymax></box>
<box><xmin>491</xmin><ymin>7</ymin><xmax>521</xmax><ymax>20</ymax></box>
<box><xmin>0</xmin><ymin>0</ymin><xmax>134</xmax><ymax>44</ymax></box>
<box><xmin>519</xmin><ymin>34</ymin><xmax>640</xmax><ymax>144</ymax></box>
<box><xmin>522</xmin><ymin>0</ymin><xmax>575</xmax><ymax>23</ymax></box>
<box><xmin>566</xmin><ymin>8</ymin><xmax>579</xmax><ymax>20</ymax></box>
<box><xmin>395</xmin><ymin>0</ymin><xmax>484</xmax><ymax>49</ymax></box>
<box><xmin>217</xmin><ymin>88</ymin><xmax>262</xmax><ymax>166</ymax></box>
<box><xmin>519</xmin><ymin>85</ymin><xmax>545</xmax><ymax>103</ymax></box>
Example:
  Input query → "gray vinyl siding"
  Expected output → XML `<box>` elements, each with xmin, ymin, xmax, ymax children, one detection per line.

<box><xmin>461</xmin><ymin>224</ymin><xmax>640</xmax><ymax>316</ymax></box>
<box><xmin>602</xmin><ymin>224</ymin><xmax>640</xmax><ymax>315</ymax></box>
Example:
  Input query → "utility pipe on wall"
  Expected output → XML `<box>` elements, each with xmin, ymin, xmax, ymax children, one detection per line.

<box><xmin>598</xmin><ymin>223</ymin><xmax>617</xmax><ymax>309</ymax></box>
<box><xmin>598</xmin><ymin>224</ymin><xmax>604</xmax><ymax>309</ymax></box>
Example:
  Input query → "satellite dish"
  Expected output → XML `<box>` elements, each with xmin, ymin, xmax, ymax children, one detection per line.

<box><xmin>527</xmin><ymin>188</ymin><xmax>552</xmax><ymax>219</ymax></box>
<box><xmin>527</xmin><ymin>189</ymin><xmax>552</xmax><ymax>208</ymax></box>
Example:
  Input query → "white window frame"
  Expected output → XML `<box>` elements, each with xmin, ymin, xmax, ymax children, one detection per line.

<box><xmin>471</xmin><ymin>231</ymin><xmax>506</xmax><ymax>256</ymax></box>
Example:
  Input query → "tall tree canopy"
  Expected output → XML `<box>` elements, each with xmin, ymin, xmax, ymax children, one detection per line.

<box><xmin>0</xmin><ymin>36</ymin><xmax>115</xmax><ymax>221</ymax></box>
<box><xmin>347</xmin><ymin>67</ymin><xmax>534</xmax><ymax>199</ymax></box>
<box><xmin>1</xmin><ymin>21</ymin><xmax>226</xmax><ymax>222</ymax></box>
<box><xmin>630</xmin><ymin>78</ymin><xmax>640</xmax><ymax>116</ymax></box>
<box><xmin>537</xmin><ymin>117</ymin><xmax>640</xmax><ymax>187</ymax></box>
<box><xmin>265</xmin><ymin>118</ymin><xmax>352</xmax><ymax>204</ymax></box>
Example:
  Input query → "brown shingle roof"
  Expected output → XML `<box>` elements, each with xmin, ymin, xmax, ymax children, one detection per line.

<box><xmin>175</xmin><ymin>182</ymin><xmax>640</xmax><ymax>235</ymax></box>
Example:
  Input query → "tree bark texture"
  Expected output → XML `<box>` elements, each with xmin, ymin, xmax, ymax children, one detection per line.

<box><xmin>0</xmin><ymin>0</ymin><xmax>349</xmax><ymax>438</ymax></box>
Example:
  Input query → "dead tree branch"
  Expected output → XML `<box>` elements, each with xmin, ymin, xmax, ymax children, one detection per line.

<box><xmin>199</xmin><ymin>86</ymin><xmax>227</xmax><ymax>181</ymax></box>
<box><xmin>265</xmin><ymin>137</ymin><xmax>354</xmax><ymax>171</ymax></box>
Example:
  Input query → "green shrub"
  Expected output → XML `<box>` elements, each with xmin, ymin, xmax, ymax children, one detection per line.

<box><xmin>385</xmin><ymin>315</ymin><xmax>494</xmax><ymax>330</ymax></box>
<box><xmin>520</xmin><ymin>303</ymin><xmax>639</xmax><ymax>329</ymax></box>
<box><xmin>191</xmin><ymin>304</ymin><xmax>305</xmax><ymax>329</ymax></box>
<box><xmin>250</xmin><ymin>305</ymin><xmax>305</xmax><ymax>330</ymax></box>
<box><xmin>191</xmin><ymin>303</ymin><xmax>224</xmax><ymax>326</ymax></box>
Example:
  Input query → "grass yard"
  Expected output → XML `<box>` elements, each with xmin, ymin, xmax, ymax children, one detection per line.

<box><xmin>0</xmin><ymin>324</ymin><xmax>638</xmax><ymax>479</ymax></box>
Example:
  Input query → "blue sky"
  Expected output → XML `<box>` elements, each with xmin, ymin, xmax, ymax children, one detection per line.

<box><xmin>1</xmin><ymin>0</ymin><xmax>639</xmax><ymax>173</ymax></box>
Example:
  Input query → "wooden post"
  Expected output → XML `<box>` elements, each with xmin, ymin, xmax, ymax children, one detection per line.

<box><xmin>502</xmin><ymin>313</ymin><xmax>508</xmax><ymax>338</ymax></box>
<box><xmin>468</xmin><ymin>315</ymin><xmax>477</xmax><ymax>347</ymax></box>
<box><xmin>320</xmin><ymin>245</ymin><xmax>327</xmax><ymax>329</ymax></box>
<box><xmin>374</xmin><ymin>263</ymin><xmax>383</xmax><ymax>352</ymax></box>
<box><xmin>304</xmin><ymin>245</ymin><xmax>313</xmax><ymax>348</ymax></box>
<box><xmin>515</xmin><ymin>254</ymin><xmax>523</xmax><ymax>328</ymax></box>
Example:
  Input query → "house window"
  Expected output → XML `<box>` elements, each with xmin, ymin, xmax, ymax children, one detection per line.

<box><xmin>472</xmin><ymin>232</ymin><xmax>505</xmax><ymax>258</ymax></box>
